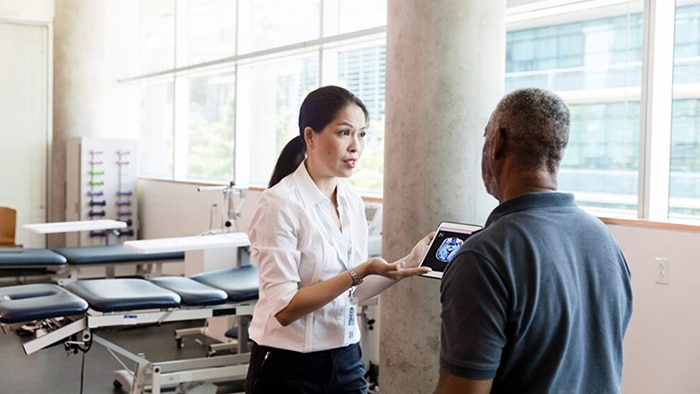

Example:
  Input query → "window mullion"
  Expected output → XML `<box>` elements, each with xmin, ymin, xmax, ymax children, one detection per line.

<box><xmin>639</xmin><ymin>0</ymin><xmax>676</xmax><ymax>220</ymax></box>
<box><xmin>173</xmin><ymin>75</ymin><xmax>189</xmax><ymax>180</ymax></box>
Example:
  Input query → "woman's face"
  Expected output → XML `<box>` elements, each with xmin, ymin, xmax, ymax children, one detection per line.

<box><xmin>305</xmin><ymin>104</ymin><xmax>367</xmax><ymax>180</ymax></box>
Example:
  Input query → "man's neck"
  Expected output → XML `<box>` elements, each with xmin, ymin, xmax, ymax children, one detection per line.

<box><xmin>498</xmin><ymin>174</ymin><xmax>558</xmax><ymax>204</ymax></box>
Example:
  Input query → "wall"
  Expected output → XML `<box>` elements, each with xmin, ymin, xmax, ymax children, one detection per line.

<box><xmin>140</xmin><ymin>179</ymin><xmax>700</xmax><ymax>393</ymax></box>
<box><xmin>137</xmin><ymin>179</ymin><xmax>259</xmax><ymax>240</ymax></box>
<box><xmin>0</xmin><ymin>0</ymin><xmax>53</xmax><ymax>20</ymax></box>
<box><xmin>609</xmin><ymin>224</ymin><xmax>700</xmax><ymax>394</ymax></box>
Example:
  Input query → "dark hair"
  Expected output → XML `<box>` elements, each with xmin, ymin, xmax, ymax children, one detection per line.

<box><xmin>268</xmin><ymin>136</ymin><xmax>306</xmax><ymax>188</ymax></box>
<box><xmin>267</xmin><ymin>85</ymin><xmax>369</xmax><ymax>187</ymax></box>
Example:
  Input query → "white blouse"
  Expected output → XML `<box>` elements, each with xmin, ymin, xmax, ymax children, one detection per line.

<box><xmin>247</xmin><ymin>162</ymin><xmax>369</xmax><ymax>352</ymax></box>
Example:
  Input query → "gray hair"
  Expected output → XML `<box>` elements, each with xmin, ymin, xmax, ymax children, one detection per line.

<box><xmin>495</xmin><ymin>88</ymin><xmax>570</xmax><ymax>174</ymax></box>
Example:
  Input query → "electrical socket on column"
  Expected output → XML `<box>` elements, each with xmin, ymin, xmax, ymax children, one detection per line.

<box><xmin>654</xmin><ymin>257</ymin><xmax>669</xmax><ymax>285</ymax></box>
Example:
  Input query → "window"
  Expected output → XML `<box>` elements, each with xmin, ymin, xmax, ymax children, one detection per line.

<box><xmin>506</xmin><ymin>0</ymin><xmax>644</xmax><ymax>217</ymax></box>
<box><xmin>237</xmin><ymin>52</ymin><xmax>319</xmax><ymax>186</ymax></box>
<box><xmin>507</xmin><ymin>0</ymin><xmax>700</xmax><ymax>223</ymax></box>
<box><xmin>129</xmin><ymin>0</ymin><xmax>388</xmax><ymax>192</ymax></box>
<box><xmin>177</xmin><ymin>0</ymin><xmax>236</xmax><ymax>66</ymax></box>
<box><xmin>323</xmin><ymin>39</ymin><xmax>386</xmax><ymax>193</ymax></box>
<box><xmin>670</xmin><ymin>1</ymin><xmax>700</xmax><ymax>220</ymax></box>
<box><xmin>238</xmin><ymin>0</ymin><xmax>320</xmax><ymax>54</ymax></box>
<box><xmin>323</xmin><ymin>0</ymin><xmax>387</xmax><ymax>36</ymax></box>
<box><xmin>138</xmin><ymin>0</ymin><xmax>176</xmax><ymax>74</ymax></box>
<box><xmin>177</xmin><ymin>67</ymin><xmax>236</xmax><ymax>182</ymax></box>
<box><xmin>140</xmin><ymin>77</ymin><xmax>175</xmax><ymax>179</ymax></box>
<box><xmin>130</xmin><ymin>0</ymin><xmax>700</xmax><ymax>224</ymax></box>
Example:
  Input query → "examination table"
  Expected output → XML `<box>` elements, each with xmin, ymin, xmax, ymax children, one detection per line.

<box><xmin>0</xmin><ymin>245</ymin><xmax>185</xmax><ymax>285</ymax></box>
<box><xmin>0</xmin><ymin>264</ymin><xmax>258</xmax><ymax>394</ymax></box>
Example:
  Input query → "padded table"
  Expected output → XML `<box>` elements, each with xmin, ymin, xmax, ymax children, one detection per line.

<box><xmin>65</xmin><ymin>278</ymin><xmax>181</xmax><ymax>313</ymax></box>
<box><xmin>192</xmin><ymin>265</ymin><xmax>259</xmax><ymax>302</ymax></box>
<box><xmin>51</xmin><ymin>245</ymin><xmax>185</xmax><ymax>283</ymax></box>
<box><xmin>0</xmin><ymin>248</ymin><xmax>67</xmax><ymax>268</ymax></box>
<box><xmin>54</xmin><ymin>245</ymin><xmax>184</xmax><ymax>265</ymax></box>
<box><xmin>0</xmin><ymin>283</ymin><xmax>89</xmax><ymax>324</ymax></box>
<box><xmin>0</xmin><ymin>249</ymin><xmax>68</xmax><ymax>284</ymax></box>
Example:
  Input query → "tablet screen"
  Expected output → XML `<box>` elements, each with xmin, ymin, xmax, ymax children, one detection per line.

<box><xmin>420</xmin><ymin>222</ymin><xmax>482</xmax><ymax>279</ymax></box>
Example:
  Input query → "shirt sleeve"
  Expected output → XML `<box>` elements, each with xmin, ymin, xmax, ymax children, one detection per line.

<box><xmin>248</xmin><ymin>191</ymin><xmax>302</xmax><ymax>316</ymax></box>
<box><xmin>439</xmin><ymin>249</ymin><xmax>509</xmax><ymax>380</ymax></box>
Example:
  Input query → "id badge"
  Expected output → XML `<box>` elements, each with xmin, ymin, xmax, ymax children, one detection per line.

<box><xmin>343</xmin><ymin>294</ymin><xmax>359</xmax><ymax>345</ymax></box>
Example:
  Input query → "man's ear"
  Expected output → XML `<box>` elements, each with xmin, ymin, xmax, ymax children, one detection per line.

<box><xmin>492</xmin><ymin>128</ymin><xmax>507</xmax><ymax>160</ymax></box>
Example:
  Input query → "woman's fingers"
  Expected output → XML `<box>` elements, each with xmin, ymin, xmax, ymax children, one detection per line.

<box><xmin>383</xmin><ymin>260</ymin><xmax>431</xmax><ymax>279</ymax></box>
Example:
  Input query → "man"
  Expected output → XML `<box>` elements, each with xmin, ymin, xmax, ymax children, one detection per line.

<box><xmin>434</xmin><ymin>88</ymin><xmax>633</xmax><ymax>394</ymax></box>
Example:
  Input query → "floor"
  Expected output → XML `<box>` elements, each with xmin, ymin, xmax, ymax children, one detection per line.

<box><xmin>0</xmin><ymin>319</ymin><xmax>246</xmax><ymax>394</ymax></box>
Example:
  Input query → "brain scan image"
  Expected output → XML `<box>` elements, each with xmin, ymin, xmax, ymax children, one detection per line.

<box><xmin>435</xmin><ymin>237</ymin><xmax>464</xmax><ymax>263</ymax></box>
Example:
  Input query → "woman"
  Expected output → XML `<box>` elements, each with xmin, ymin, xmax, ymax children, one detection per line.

<box><xmin>245</xmin><ymin>85</ymin><xmax>433</xmax><ymax>393</ymax></box>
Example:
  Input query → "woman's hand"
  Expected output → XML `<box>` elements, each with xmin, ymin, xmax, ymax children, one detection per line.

<box><xmin>347</xmin><ymin>232</ymin><xmax>436</xmax><ymax>300</ymax></box>
<box><xmin>358</xmin><ymin>257</ymin><xmax>431</xmax><ymax>281</ymax></box>
<box><xmin>404</xmin><ymin>231</ymin><xmax>435</xmax><ymax>268</ymax></box>
<box><xmin>356</xmin><ymin>231</ymin><xmax>436</xmax><ymax>281</ymax></box>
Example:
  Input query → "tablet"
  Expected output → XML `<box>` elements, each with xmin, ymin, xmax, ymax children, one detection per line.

<box><xmin>419</xmin><ymin>221</ymin><xmax>482</xmax><ymax>279</ymax></box>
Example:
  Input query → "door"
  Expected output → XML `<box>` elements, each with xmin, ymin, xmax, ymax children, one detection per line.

<box><xmin>0</xmin><ymin>21</ymin><xmax>50</xmax><ymax>248</ymax></box>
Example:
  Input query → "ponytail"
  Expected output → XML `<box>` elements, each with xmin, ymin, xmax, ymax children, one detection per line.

<box><xmin>268</xmin><ymin>135</ymin><xmax>306</xmax><ymax>188</ymax></box>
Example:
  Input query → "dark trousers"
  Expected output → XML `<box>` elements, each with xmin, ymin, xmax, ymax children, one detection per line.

<box><xmin>245</xmin><ymin>341</ymin><xmax>368</xmax><ymax>394</ymax></box>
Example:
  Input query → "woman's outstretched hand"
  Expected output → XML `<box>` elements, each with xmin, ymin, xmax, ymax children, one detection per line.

<box><xmin>359</xmin><ymin>232</ymin><xmax>435</xmax><ymax>281</ymax></box>
<box><xmin>404</xmin><ymin>231</ymin><xmax>436</xmax><ymax>268</ymax></box>
<box><xmin>360</xmin><ymin>257</ymin><xmax>428</xmax><ymax>281</ymax></box>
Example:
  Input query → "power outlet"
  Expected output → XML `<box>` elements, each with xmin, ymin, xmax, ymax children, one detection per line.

<box><xmin>654</xmin><ymin>257</ymin><xmax>669</xmax><ymax>285</ymax></box>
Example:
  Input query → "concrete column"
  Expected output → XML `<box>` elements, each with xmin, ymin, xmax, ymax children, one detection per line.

<box><xmin>50</xmin><ymin>1</ymin><xmax>137</xmax><ymax>247</ymax></box>
<box><xmin>50</xmin><ymin>0</ymin><xmax>108</xmax><ymax>246</ymax></box>
<box><xmin>379</xmin><ymin>1</ymin><xmax>506</xmax><ymax>392</ymax></box>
